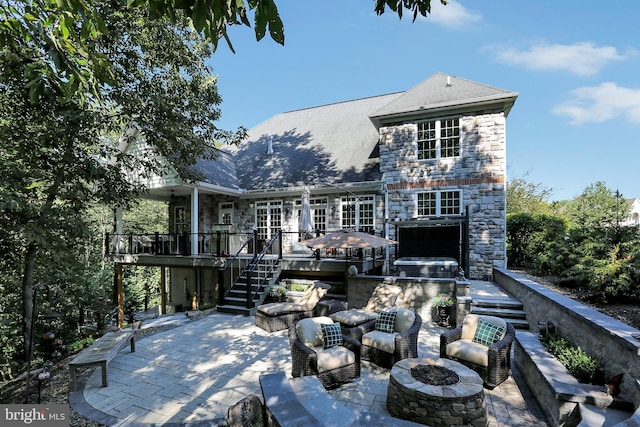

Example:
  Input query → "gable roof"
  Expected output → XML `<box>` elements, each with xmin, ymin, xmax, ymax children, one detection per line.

<box><xmin>370</xmin><ymin>72</ymin><xmax>518</xmax><ymax>126</ymax></box>
<box><xmin>204</xmin><ymin>73</ymin><xmax>518</xmax><ymax>193</ymax></box>
<box><xmin>225</xmin><ymin>92</ymin><xmax>402</xmax><ymax>191</ymax></box>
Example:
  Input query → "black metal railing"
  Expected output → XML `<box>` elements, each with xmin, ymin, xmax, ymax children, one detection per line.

<box><xmin>105</xmin><ymin>231</ymin><xmax>253</xmax><ymax>257</ymax></box>
<box><xmin>243</xmin><ymin>230</ymin><xmax>283</xmax><ymax>308</ymax></box>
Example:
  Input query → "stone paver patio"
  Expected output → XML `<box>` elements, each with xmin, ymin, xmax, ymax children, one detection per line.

<box><xmin>69</xmin><ymin>281</ymin><xmax>549</xmax><ymax>426</ymax></box>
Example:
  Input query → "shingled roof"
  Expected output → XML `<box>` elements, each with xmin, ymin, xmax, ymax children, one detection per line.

<box><xmin>206</xmin><ymin>73</ymin><xmax>517</xmax><ymax>192</ymax></box>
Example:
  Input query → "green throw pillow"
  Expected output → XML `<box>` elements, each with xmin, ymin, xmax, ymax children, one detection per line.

<box><xmin>375</xmin><ymin>310</ymin><xmax>397</xmax><ymax>333</ymax></box>
<box><xmin>321</xmin><ymin>323</ymin><xmax>343</xmax><ymax>349</ymax></box>
<box><xmin>472</xmin><ymin>318</ymin><xmax>506</xmax><ymax>346</ymax></box>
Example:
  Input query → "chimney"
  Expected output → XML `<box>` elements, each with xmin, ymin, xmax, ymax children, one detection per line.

<box><xmin>446</xmin><ymin>75</ymin><xmax>452</xmax><ymax>87</ymax></box>
<box><xmin>267</xmin><ymin>136</ymin><xmax>274</xmax><ymax>155</ymax></box>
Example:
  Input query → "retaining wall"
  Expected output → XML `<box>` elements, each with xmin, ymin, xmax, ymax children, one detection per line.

<box><xmin>494</xmin><ymin>267</ymin><xmax>640</xmax><ymax>408</ymax></box>
<box><xmin>345</xmin><ymin>275</ymin><xmax>470</xmax><ymax>324</ymax></box>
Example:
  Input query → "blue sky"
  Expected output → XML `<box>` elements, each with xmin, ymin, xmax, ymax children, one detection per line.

<box><xmin>209</xmin><ymin>0</ymin><xmax>639</xmax><ymax>202</ymax></box>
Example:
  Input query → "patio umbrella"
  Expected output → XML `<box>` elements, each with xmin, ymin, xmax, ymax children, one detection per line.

<box><xmin>299</xmin><ymin>229</ymin><xmax>397</xmax><ymax>250</ymax></box>
<box><xmin>299</xmin><ymin>186</ymin><xmax>314</xmax><ymax>237</ymax></box>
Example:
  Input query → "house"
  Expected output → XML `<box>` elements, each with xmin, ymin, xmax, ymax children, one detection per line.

<box><xmin>110</xmin><ymin>72</ymin><xmax>518</xmax><ymax>316</ymax></box>
<box><xmin>623</xmin><ymin>198</ymin><xmax>640</xmax><ymax>227</ymax></box>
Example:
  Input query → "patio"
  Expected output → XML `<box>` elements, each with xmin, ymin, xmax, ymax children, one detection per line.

<box><xmin>69</xmin><ymin>282</ymin><xmax>549</xmax><ymax>426</ymax></box>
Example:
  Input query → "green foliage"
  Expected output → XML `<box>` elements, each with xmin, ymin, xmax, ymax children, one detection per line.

<box><xmin>565</xmin><ymin>182</ymin><xmax>629</xmax><ymax>230</ymax></box>
<box><xmin>431</xmin><ymin>293</ymin><xmax>454</xmax><ymax>307</ymax></box>
<box><xmin>290</xmin><ymin>283</ymin><xmax>310</xmax><ymax>292</ymax></box>
<box><xmin>541</xmin><ymin>331</ymin><xmax>600</xmax><ymax>384</ymax></box>
<box><xmin>506</xmin><ymin>213</ymin><xmax>568</xmax><ymax>274</ymax></box>
<box><xmin>507</xmin><ymin>174</ymin><xmax>555</xmax><ymax>215</ymax></box>
<box><xmin>375</xmin><ymin>0</ymin><xmax>442</xmax><ymax>21</ymax></box>
<box><xmin>508</xmin><ymin>179</ymin><xmax>640</xmax><ymax>301</ymax></box>
<box><xmin>1</xmin><ymin>0</ymin><xmax>436</xmax><ymax>103</ymax></box>
<box><xmin>67</xmin><ymin>337</ymin><xmax>95</xmax><ymax>354</ymax></box>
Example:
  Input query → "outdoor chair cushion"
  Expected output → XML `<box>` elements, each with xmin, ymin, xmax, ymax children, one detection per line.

<box><xmin>321</xmin><ymin>323</ymin><xmax>343</xmax><ymax>349</ymax></box>
<box><xmin>446</xmin><ymin>314</ymin><xmax>508</xmax><ymax>366</ymax></box>
<box><xmin>258</xmin><ymin>302</ymin><xmax>307</xmax><ymax>316</ymax></box>
<box><xmin>363</xmin><ymin>284</ymin><xmax>403</xmax><ymax>313</ymax></box>
<box><xmin>445</xmin><ymin>340</ymin><xmax>492</xmax><ymax>367</ymax></box>
<box><xmin>362</xmin><ymin>330</ymin><xmax>399</xmax><ymax>353</ymax></box>
<box><xmin>460</xmin><ymin>314</ymin><xmax>507</xmax><ymax>342</ymax></box>
<box><xmin>294</xmin><ymin>317</ymin><xmax>357</xmax><ymax>374</ymax></box>
<box><xmin>330</xmin><ymin>309</ymin><xmax>377</xmax><ymax>326</ymax></box>
<box><xmin>473</xmin><ymin>318</ymin><xmax>507</xmax><ymax>346</ymax></box>
<box><xmin>296</xmin><ymin>316</ymin><xmax>334</xmax><ymax>347</ymax></box>
<box><xmin>329</xmin><ymin>283</ymin><xmax>402</xmax><ymax>327</ymax></box>
<box><xmin>313</xmin><ymin>345</ymin><xmax>356</xmax><ymax>374</ymax></box>
<box><xmin>394</xmin><ymin>307</ymin><xmax>417</xmax><ymax>333</ymax></box>
<box><xmin>375</xmin><ymin>310</ymin><xmax>397</xmax><ymax>333</ymax></box>
<box><xmin>362</xmin><ymin>307</ymin><xmax>416</xmax><ymax>353</ymax></box>
<box><xmin>296</xmin><ymin>283</ymin><xmax>330</xmax><ymax>309</ymax></box>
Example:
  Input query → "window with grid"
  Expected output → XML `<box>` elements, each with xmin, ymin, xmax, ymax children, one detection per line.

<box><xmin>417</xmin><ymin>120</ymin><xmax>437</xmax><ymax>160</ymax></box>
<box><xmin>440</xmin><ymin>191</ymin><xmax>461</xmax><ymax>215</ymax></box>
<box><xmin>416</xmin><ymin>117</ymin><xmax>460</xmax><ymax>160</ymax></box>
<box><xmin>255</xmin><ymin>201</ymin><xmax>282</xmax><ymax>240</ymax></box>
<box><xmin>417</xmin><ymin>191</ymin><xmax>462</xmax><ymax>216</ymax></box>
<box><xmin>219</xmin><ymin>202</ymin><xmax>234</xmax><ymax>224</ymax></box>
<box><xmin>417</xmin><ymin>192</ymin><xmax>437</xmax><ymax>216</ymax></box>
<box><xmin>340</xmin><ymin>195</ymin><xmax>374</xmax><ymax>231</ymax></box>
<box><xmin>440</xmin><ymin>118</ymin><xmax>460</xmax><ymax>157</ymax></box>
<box><xmin>358</xmin><ymin>196</ymin><xmax>375</xmax><ymax>232</ymax></box>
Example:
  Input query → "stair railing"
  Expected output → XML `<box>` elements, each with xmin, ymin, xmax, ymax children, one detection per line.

<box><xmin>243</xmin><ymin>230</ymin><xmax>283</xmax><ymax>309</ymax></box>
<box><xmin>217</xmin><ymin>231</ymin><xmax>255</xmax><ymax>305</ymax></box>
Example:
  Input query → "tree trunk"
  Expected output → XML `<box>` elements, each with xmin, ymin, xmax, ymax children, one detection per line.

<box><xmin>22</xmin><ymin>243</ymin><xmax>38</xmax><ymax>361</ymax></box>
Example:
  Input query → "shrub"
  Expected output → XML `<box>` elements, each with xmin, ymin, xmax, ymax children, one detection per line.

<box><xmin>541</xmin><ymin>331</ymin><xmax>600</xmax><ymax>384</ymax></box>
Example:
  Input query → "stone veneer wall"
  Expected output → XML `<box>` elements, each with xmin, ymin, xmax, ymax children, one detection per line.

<box><xmin>494</xmin><ymin>267</ymin><xmax>640</xmax><ymax>407</ymax></box>
<box><xmin>346</xmin><ymin>275</ymin><xmax>470</xmax><ymax>323</ymax></box>
<box><xmin>379</xmin><ymin>111</ymin><xmax>508</xmax><ymax>280</ymax></box>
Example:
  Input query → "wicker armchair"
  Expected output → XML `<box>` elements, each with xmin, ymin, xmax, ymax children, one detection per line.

<box><xmin>256</xmin><ymin>282</ymin><xmax>330</xmax><ymax>332</ymax></box>
<box><xmin>329</xmin><ymin>283</ymin><xmax>402</xmax><ymax>341</ymax></box>
<box><xmin>288</xmin><ymin>317</ymin><xmax>361</xmax><ymax>389</ymax></box>
<box><xmin>440</xmin><ymin>313</ymin><xmax>516</xmax><ymax>389</ymax></box>
<box><xmin>360</xmin><ymin>308</ymin><xmax>422</xmax><ymax>369</ymax></box>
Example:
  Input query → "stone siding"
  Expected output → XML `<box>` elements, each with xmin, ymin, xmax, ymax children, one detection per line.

<box><xmin>379</xmin><ymin>111</ymin><xmax>508</xmax><ymax>280</ymax></box>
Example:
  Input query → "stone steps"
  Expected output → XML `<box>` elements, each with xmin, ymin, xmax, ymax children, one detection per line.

<box><xmin>471</xmin><ymin>296</ymin><xmax>530</xmax><ymax>329</ymax></box>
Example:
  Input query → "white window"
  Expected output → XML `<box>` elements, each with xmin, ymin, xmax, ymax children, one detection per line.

<box><xmin>219</xmin><ymin>202</ymin><xmax>234</xmax><ymax>224</ymax></box>
<box><xmin>417</xmin><ymin>117</ymin><xmax>460</xmax><ymax>160</ymax></box>
<box><xmin>341</xmin><ymin>195</ymin><xmax>375</xmax><ymax>232</ymax></box>
<box><xmin>255</xmin><ymin>201</ymin><xmax>282</xmax><ymax>240</ymax></box>
<box><xmin>417</xmin><ymin>191</ymin><xmax>462</xmax><ymax>216</ymax></box>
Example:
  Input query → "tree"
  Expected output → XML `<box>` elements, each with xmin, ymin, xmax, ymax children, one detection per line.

<box><xmin>565</xmin><ymin>182</ymin><xmax>629</xmax><ymax>230</ymax></box>
<box><xmin>506</xmin><ymin>173</ymin><xmax>555</xmax><ymax>215</ymax></box>
<box><xmin>1</xmin><ymin>0</ymin><xmax>442</xmax><ymax>104</ymax></box>
<box><xmin>0</xmin><ymin>5</ymin><xmax>243</xmax><ymax>360</ymax></box>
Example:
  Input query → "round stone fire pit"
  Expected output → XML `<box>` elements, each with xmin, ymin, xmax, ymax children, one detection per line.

<box><xmin>387</xmin><ymin>357</ymin><xmax>487</xmax><ymax>427</ymax></box>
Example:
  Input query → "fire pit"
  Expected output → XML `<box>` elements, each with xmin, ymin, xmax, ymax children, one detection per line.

<box><xmin>387</xmin><ymin>358</ymin><xmax>487</xmax><ymax>427</ymax></box>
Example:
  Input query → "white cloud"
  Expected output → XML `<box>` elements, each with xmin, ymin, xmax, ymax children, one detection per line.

<box><xmin>484</xmin><ymin>42</ymin><xmax>630</xmax><ymax>75</ymax></box>
<box><xmin>425</xmin><ymin>1</ymin><xmax>483</xmax><ymax>29</ymax></box>
<box><xmin>552</xmin><ymin>82</ymin><xmax>640</xmax><ymax>125</ymax></box>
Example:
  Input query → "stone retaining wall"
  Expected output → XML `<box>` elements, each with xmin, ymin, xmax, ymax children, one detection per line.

<box><xmin>346</xmin><ymin>275</ymin><xmax>469</xmax><ymax>323</ymax></box>
<box><xmin>494</xmin><ymin>267</ymin><xmax>640</xmax><ymax>407</ymax></box>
